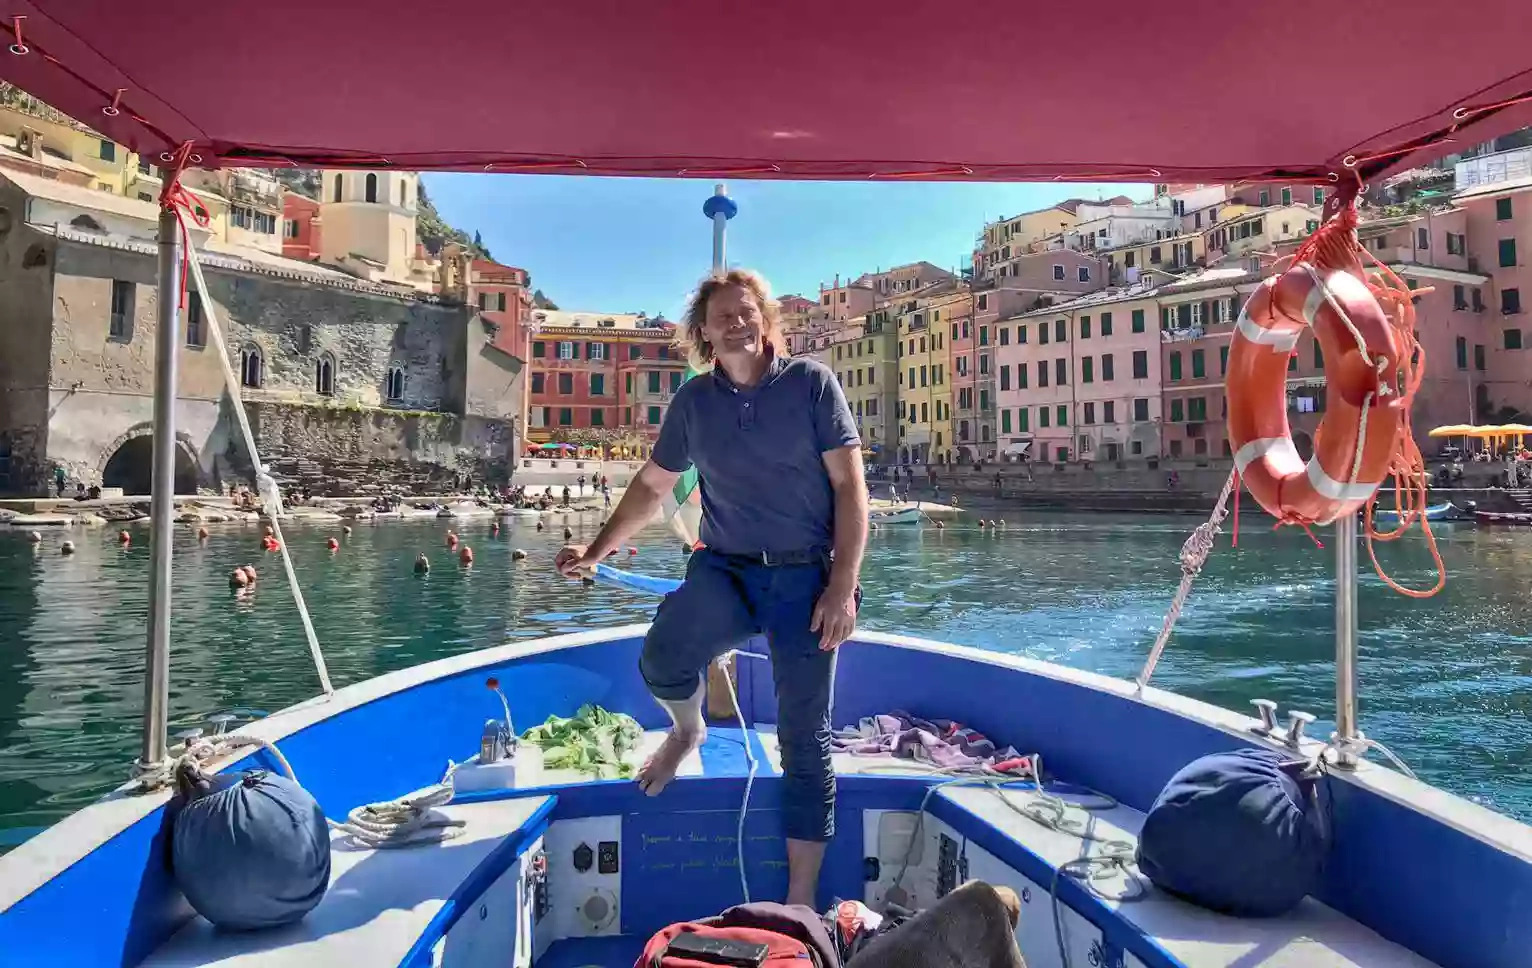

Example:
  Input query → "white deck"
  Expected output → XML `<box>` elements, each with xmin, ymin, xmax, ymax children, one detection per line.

<box><xmin>755</xmin><ymin>731</ymin><xmax>1436</xmax><ymax>967</ymax></box>
<box><xmin>942</xmin><ymin>783</ymin><xmax>1438</xmax><ymax>968</ymax></box>
<box><xmin>143</xmin><ymin>796</ymin><xmax>551</xmax><ymax>968</ymax></box>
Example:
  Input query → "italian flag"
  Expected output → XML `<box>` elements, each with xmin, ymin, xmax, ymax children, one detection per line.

<box><xmin>660</xmin><ymin>366</ymin><xmax>704</xmax><ymax>549</ymax></box>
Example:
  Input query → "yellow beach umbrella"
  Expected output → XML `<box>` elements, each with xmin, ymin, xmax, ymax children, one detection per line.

<box><xmin>1428</xmin><ymin>424</ymin><xmax>1475</xmax><ymax>437</ymax></box>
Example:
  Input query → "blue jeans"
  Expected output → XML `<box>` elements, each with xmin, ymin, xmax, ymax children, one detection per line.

<box><xmin>639</xmin><ymin>548</ymin><xmax>837</xmax><ymax>842</ymax></box>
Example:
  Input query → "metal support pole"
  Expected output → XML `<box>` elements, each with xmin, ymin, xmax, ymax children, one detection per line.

<box><xmin>1334</xmin><ymin>512</ymin><xmax>1360</xmax><ymax>768</ymax></box>
<box><xmin>704</xmin><ymin>183</ymin><xmax>735</xmax><ymax>274</ymax></box>
<box><xmin>137</xmin><ymin>208</ymin><xmax>182</xmax><ymax>772</ymax></box>
<box><xmin>711</xmin><ymin>202</ymin><xmax>727</xmax><ymax>272</ymax></box>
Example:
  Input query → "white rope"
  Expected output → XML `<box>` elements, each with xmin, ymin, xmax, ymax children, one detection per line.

<box><xmin>327</xmin><ymin>761</ymin><xmax>466</xmax><ymax>849</ymax></box>
<box><xmin>139</xmin><ymin>727</ymin><xmax>463</xmax><ymax>848</ymax></box>
<box><xmin>716</xmin><ymin>647</ymin><xmax>776</xmax><ymax>903</ymax></box>
<box><xmin>1323</xmin><ymin>730</ymin><xmax>1418</xmax><ymax>779</ymax></box>
<box><xmin>1135</xmin><ymin>471</ymin><xmax>1237</xmax><ymax>694</ymax></box>
<box><xmin>183</xmin><ymin>248</ymin><xmax>333</xmax><ymax>696</ymax></box>
<box><xmin>872</xmin><ymin>758</ymin><xmax>1143</xmax><ymax>968</ymax></box>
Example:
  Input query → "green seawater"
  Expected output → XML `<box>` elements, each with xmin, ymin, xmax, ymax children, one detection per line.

<box><xmin>2</xmin><ymin>512</ymin><xmax>1529</xmax><ymax>846</ymax></box>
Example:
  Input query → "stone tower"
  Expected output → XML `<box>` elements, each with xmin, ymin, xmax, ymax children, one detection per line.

<box><xmin>316</xmin><ymin>169</ymin><xmax>420</xmax><ymax>287</ymax></box>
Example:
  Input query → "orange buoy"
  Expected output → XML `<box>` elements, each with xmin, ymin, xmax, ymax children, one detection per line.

<box><xmin>1227</xmin><ymin>262</ymin><xmax>1403</xmax><ymax>526</ymax></box>
<box><xmin>326</xmin><ymin>537</ymin><xmax>339</xmax><ymax>551</ymax></box>
<box><xmin>459</xmin><ymin>546</ymin><xmax>474</xmax><ymax>565</ymax></box>
<box><xmin>118</xmin><ymin>530</ymin><xmax>131</xmax><ymax>544</ymax></box>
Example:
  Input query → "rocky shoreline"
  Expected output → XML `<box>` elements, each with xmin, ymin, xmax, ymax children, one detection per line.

<box><xmin>0</xmin><ymin>498</ymin><xmax>611</xmax><ymax>530</ymax></box>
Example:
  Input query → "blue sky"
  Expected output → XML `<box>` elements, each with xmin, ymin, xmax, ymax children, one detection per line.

<box><xmin>424</xmin><ymin>175</ymin><xmax>1150</xmax><ymax>319</ymax></box>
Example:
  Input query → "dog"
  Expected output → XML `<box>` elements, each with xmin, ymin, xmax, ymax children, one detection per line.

<box><xmin>847</xmin><ymin>880</ymin><xmax>1026</xmax><ymax>968</ymax></box>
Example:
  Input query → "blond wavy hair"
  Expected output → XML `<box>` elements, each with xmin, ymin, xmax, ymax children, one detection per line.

<box><xmin>678</xmin><ymin>268</ymin><xmax>786</xmax><ymax>369</ymax></box>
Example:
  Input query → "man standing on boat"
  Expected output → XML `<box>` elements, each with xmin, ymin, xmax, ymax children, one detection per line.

<box><xmin>556</xmin><ymin>268</ymin><xmax>868</xmax><ymax>907</ymax></box>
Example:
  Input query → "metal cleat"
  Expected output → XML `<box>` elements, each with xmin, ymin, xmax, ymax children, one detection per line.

<box><xmin>173</xmin><ymin>727</ymin><xmax>204</xmax><ymax>752</ymax></box>
<box><xmin>1285</xmin><ymin>710</ymin><xmax>1316</xmax><ymax>750</ymax></box>
<box><xmin>1250</xmin><ymin>699</ymin><xmax>1278</xmax><ymax>734</ymax></box>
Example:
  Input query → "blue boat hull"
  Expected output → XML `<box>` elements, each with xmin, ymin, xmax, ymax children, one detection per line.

<box><xmin>1</xmin><ymin>628</ymin><xmax>1529</xmax><ymax>967</ymax></box>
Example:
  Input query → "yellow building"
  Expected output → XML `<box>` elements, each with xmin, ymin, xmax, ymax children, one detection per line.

<box><xmin>0</xmin><ymin>100</ymin><xmax>139</xmax><ymax>195</ymax></box>
<box><xmin>0</xmin><ymin>98</ymin><xmax>295</xmax><ymax>259</ymax></box>
<box><xmin>831</xmin><ymin>310</ymin><xmax>898</xmax><ymax>465</ymax></box>
<box><xmin>894</xmin><ymin>285</ymin><xmax>953</xmax><ymax>464</ymax></box>
<box><xmin>1102</xmin><ymin>233</ymin><xmax>1208</xmax><ymax>284</ymax></box>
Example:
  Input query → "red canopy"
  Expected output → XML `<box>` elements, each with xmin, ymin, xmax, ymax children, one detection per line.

<box><xmin>3</xmin><ymin>1</ymin><xmax>1530</xmax><ymax>184</ymax></box>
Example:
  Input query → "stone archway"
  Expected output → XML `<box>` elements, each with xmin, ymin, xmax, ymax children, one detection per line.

<box><xmin>99</xmin><ymin>427</ymin><xmax>201</xmax><ymax>496</ymax></box>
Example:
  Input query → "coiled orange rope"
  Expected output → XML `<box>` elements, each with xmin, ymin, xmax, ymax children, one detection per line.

<box><xmin>1280</xmin><ymin>202</ymin><xmax>1445</xmax><ymax>597</ymax></box>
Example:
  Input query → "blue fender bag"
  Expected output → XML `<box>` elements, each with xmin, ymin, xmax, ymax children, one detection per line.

<box><xmin>171</xmin><ymin>765</ymin><xmax>331</xmax><ymax>930</ymax></box>
<box><xmin>1136</xmin><ymin>747</ymin><xmax>1329</xmax><ymax>917</ymax></box>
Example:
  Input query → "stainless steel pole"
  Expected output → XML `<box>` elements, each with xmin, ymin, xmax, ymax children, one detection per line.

<box><xmin>711</xmin><ymin>183</ymin><xmax>728</xmax><ymax>272</ymax></box>
<box><xmin>138</xmin><ymin>207</ymin><xmax>182</xmax><ymax>772</ymax></box>
<box><xmin>1334</xmin><ymin>512</ymin><xmax>1360</xmax><ymax>767</ymax></box>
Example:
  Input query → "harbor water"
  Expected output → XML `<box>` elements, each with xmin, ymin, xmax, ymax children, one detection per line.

<box><xmin>1</xmin><ymin>511</ymin><xmax>1529</xmax><ymax>847</ymax></box>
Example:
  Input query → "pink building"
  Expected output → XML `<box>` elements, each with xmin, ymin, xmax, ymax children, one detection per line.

<box><xmin>994</xmin><ymin>286</ymin><xmax>1166</xmax><ymax>464</ymax></box>
<box><xmin>1456</xmin><ymin>182</ymin><xmax>1532</xmax><ymax>426</ymax></box>
<box><xmin>281</xmin><ymin>193</ymin><xmax>320</xmax><ymax>262</ymax></box>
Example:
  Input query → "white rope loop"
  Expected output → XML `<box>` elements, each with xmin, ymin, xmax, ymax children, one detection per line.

<box><xmin>182</xmin><ymin>249</ymin><xmax>333</xmax><ymax>696</ymax></box>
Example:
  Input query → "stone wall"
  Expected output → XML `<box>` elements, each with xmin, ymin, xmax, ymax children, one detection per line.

<box><xmin>0</xmin><ymin>190</ymin><xmax>58</xmax><ymax>493</ymax></box>
<box><xmin>0</xmin><ymin>223</ymin><xmax>521</xmax><ymax>496</ymax></box>
<box><xmin>246</xmin><ymin>402</ymin><xmax>514</xmax><ymax>495</ymax></box>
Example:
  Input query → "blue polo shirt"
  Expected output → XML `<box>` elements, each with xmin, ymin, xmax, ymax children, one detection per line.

<box><xmin>652</xmin><ymin>353</ymin><xmax>860</xmax><ymax>555</ymax></box>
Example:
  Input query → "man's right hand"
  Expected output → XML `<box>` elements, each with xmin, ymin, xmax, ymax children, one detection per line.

<box><xmin>555</xmin><ymin>544</ymin><xmax>600</xmax><ymax>578</ymax></box>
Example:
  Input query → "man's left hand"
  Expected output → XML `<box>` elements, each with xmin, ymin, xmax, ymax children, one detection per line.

<box><xmin>810</xmin><ymin>579</ymin><xmax>858</xmax><ymax>651</ymax></box>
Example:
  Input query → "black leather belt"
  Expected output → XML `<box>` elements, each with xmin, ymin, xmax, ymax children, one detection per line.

<box><xmin>718</xmin><ymin>548</ymin><xmax>829</xmax><ymax>567</ymax></box>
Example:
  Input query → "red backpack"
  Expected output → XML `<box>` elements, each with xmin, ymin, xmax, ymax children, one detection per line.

<box><xmin>637</xmin><ymin>922</ymin><xmax>821</xmax><ymax>968</ymax></box>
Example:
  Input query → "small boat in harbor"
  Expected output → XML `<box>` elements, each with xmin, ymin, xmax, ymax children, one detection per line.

<box><xmin>1475</xmin><ymin>510</ymin><xmax>1532</xmax><ymax>526</ymax></box>
<box><xmin>1370</xmin><ymin>502</ymin><xmax>1470</xmax><ymax>524</ymax></box>
<box><xmin>868</xmin><ymin>506</ymin><xmax>923</xmax><ymax>526</ymax></box>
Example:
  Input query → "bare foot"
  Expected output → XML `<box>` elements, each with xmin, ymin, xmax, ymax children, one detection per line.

<box><xmin>637</xmin><ymin>729</ymin><xmax>704</xmax><ymax>796</ymax></box>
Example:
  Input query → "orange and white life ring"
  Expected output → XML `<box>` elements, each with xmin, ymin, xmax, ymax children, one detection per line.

<box><xmin>1225</xmin><ymin>262</ymin><xmax>1405</xmax><ymax>526</ymax></box>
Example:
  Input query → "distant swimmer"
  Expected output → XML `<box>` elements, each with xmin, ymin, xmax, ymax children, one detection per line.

<box><xmin>342</xmin><ymin>525</ymin><xmax>353</xmax><ymax>536</ymax></box>
<box><xmin>512</xmin><ymin>549</ymin><xmax>528</xmax><ymax>561</ymax></box>
<box><xmin>446</xmin><ymin>531</ymin><xmax>459</xmax><ymax>548</ymax></box>
<box><xmin>197</xmin><ymin>526</ymin><xmax>209</xmax><ymax>540</ymax></box>
<box><xmin>230</xmin><ymin>568</ymin><xmax>249</xmax><ymax>589</ymax></box>
<box><xmin>536</xmin><ymin>520</ymin><xmax>545</xmax><ymax>532</ymax></box>
<box><xmin>563</xmin><ymin>527</ymin><xmax>574</xmax><ymax>540</ymax></box>
<box><xmin>326</xmin><ymin>537</ymin><xmax>339</xmax><ymax>551</ymax></box>
<box><xmin>459</xmin><ymin>546</ymin><xmax>474</xmax><ymax>566</ymax></box>
<box><xmin>27</xmin><ymin>531</ymin><xmax>41</xmax><ymax>545</ymax></box>
<box><xmin>414</xmin><ymin>553</ymin><xmax>431</xmax><ymax>574</ymax></box>
<box><xmin>60</xmin><ymin>541</ymin><xmax>76</xmax><ymax>556</ymax></box>
<box><xmin>242</xmin><ymin>564</ymin><xmax>258</xmax><ymax>583</ymax></box>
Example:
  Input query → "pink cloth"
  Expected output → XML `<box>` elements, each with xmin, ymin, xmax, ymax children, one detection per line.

<box><xmin>831</xmin><ymin>712</ymin><xmax>1031</xmax><ymax>776</ymax></box>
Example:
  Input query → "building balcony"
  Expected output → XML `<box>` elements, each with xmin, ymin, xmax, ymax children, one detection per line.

<box><xmin>227</xmin><ymin>170</ymin><xmax>282</xmax><ymax>210</ymax></box>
